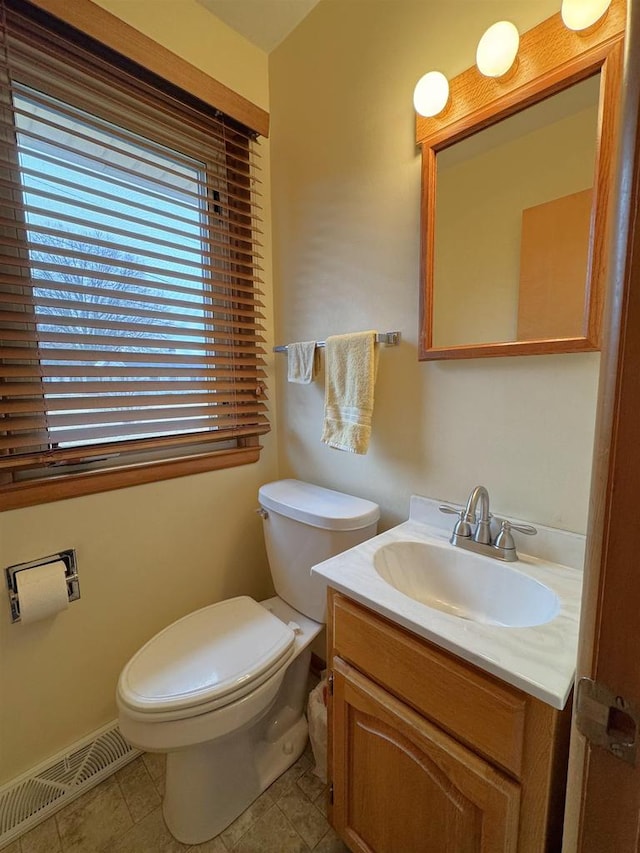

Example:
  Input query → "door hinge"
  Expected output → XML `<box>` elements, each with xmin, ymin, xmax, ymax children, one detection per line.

<box><xmin>329</xmin><ymin>782</ymin><xmax>334</xmax><ymax>805</ymax></box>
<box><xmin>328</xmin><ymin>671</ymin><xmax>334</xmax><ymax>696</ymax></box>
<box><xmin>576</xmin><ymin>677</ymin><xmax>638</xmax><ymax>766</ymax></box>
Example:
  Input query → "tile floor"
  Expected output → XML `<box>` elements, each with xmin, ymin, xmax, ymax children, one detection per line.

<box><xmin>5</xmin><ymin>744</ymin><xmax>348</xmax><ymax>853</ymax></box>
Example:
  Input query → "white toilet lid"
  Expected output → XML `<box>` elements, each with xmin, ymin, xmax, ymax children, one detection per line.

<box><xmin>118</xmin><ymin>596</ymin><xmax>295</xmax><ymax>716</ymax></box>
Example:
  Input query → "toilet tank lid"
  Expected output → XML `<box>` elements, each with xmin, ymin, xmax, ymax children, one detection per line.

<box><xmin>258</xmin><ymin>479</ymin><xmax>380</xmax><ymax>531</ymax></box>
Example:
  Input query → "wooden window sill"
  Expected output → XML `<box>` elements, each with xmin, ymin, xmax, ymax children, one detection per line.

<box><xmin>0</xmin><ymin>444</ymin><xmax>261</xmax><ymax>511</ymax></box>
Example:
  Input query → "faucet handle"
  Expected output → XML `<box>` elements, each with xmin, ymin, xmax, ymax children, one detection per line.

<box><xmin>509</xmin><ymin>522</ymin><xmax>537</xmax><ymax>536</ymax></box>
<box><xmin>495</xmin><ymin>519</ymin><xmax>537</xmax><ymax>552</ymax></box>
<box><xmin>439</xmin><ymin>504</ymin><xmax>472</xmax><ymax>538</ymax></box>
<box><xmin>439</xmin><ymin>504</ymin><xmax>463</xmax><ymax>516</ymax></box>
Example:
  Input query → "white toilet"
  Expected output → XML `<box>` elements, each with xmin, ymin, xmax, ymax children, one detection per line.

<box><xmin>116</xmin><ymin>479</ymin><xmax>379</xmax><ymax>844</ymax></box>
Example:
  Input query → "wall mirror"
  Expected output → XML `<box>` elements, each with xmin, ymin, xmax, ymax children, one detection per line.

<box><xmin>416</xmin><ymin>2</ymin><xmax>625</xmax><ymax>360</ymax></box>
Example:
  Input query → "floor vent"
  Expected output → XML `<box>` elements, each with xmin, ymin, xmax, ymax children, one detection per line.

<box><xmin>0</xmin><ymin>722</ymin><xmax>139</xmax><ymax>849</ymax></box>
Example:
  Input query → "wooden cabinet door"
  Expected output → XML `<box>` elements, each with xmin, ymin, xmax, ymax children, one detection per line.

<box><xmin>330</xmin><ymin>657</ymin><xmax>520</xmax><ymax>853</ymax></box>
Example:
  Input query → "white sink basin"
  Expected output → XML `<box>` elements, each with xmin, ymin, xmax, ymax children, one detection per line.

<box><xmin>373</xmin><ymin>539</ymin><xmax>560</xmax><ymax>627</ymax></box>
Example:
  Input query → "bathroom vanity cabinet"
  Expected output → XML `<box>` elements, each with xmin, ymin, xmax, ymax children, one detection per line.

<box><xmin>326</xmin><ymin>590</ymin><xmax>572</xmax><ymax>853</ymax></box>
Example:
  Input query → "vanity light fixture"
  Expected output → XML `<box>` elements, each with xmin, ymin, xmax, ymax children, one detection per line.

<box><xmin>476</xmin><ymin>21</ymin><xmax>520</xmax><ymax>78</ymax></box>
<box><xmin>561</xmin><ymin>0</ymin><xmax>612</xmax><ymax>31</ymax></box>
<box><xmin>413</xmin><ymin>71</ymin><xmax>450</xmax><ymax>117</ymax></box>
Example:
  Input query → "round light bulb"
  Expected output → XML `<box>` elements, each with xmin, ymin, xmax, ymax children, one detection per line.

<box><xmin>413</xmin><ymin>71</ymin><xmax>450</xmax><ymax>118</ymax></box>
<box><xmin>561</xmin><ymin>0</ymin><xmax>612</xmax><ymax>31</ymax></box>
<box><xmin>476</xmin><ymin>21</ymin><xmax>520</xmax><ymax>78</ymax></box>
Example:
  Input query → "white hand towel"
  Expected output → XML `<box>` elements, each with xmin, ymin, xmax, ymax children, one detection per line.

<box><xmin>321</xmin><ymin>331</ymin><xmax>379</xmax><ymax>454</ymax></box>
<box><xmin>287</xmin><ymin>341</ymin><xmax>318</xmax><ymax>384</ymax></box>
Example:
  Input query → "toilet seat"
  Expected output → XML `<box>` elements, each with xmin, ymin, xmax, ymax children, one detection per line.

<box><xmin>117</xmin><ymin>596</ymin><xmax>295</xmax><ymax>722</ymax></box>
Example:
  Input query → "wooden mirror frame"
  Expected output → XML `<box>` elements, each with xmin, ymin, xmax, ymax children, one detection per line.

<box><xmin>417</xmin><ymin>0</ymin><xmax>626</xmax><ymax>361</ymax></box>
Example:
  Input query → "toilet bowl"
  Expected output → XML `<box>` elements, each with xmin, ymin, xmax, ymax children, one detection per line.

<box><xmin>117</xmin><ymin>480</ymin><xmax>379</xmax><ymax>844</ymax></box>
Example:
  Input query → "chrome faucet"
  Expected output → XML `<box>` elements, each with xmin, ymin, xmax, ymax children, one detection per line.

<box><xmin>439</xmin><ymin>485</ymin><xmax>536</xmax><ymax>562</ymax></box>
<box><xmin>463</xmin><ymin>485</ymin><xmax>491</xmax><ymax>544</ymax></box>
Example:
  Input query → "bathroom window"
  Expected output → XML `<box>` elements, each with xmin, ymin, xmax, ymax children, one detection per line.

<box><xmin>0</xmin><ymin>0</ymin><xmax>267</xmax><ymax>509</ymax></box>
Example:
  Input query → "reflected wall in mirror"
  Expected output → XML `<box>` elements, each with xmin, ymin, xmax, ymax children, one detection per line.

<box><xmin>416</xmin><ymin>1</ymin><xmax>625</xmax><ymax>360</ymax></box>
<box><xmin>434</xmin><ymin>76</ymin><xmax>599</xmax><ymax>349</ymax></box>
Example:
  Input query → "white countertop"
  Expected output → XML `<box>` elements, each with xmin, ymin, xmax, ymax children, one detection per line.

<box><xmin>311</xmin><ymin>496</ymin><xmax>583</xmax><ymax>710</ymax></box>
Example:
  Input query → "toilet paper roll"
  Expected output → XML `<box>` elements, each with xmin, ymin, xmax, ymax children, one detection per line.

<box><xmin>16</xmin><ymin>560</ymin><xmax>69</xmax><ymax>625</ymax></box>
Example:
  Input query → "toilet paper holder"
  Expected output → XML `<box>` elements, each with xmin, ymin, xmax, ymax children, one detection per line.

<box><xmin>5</xmin><ymin>550</ymin><xmax>80</xmax><ymax>623</ymax></box>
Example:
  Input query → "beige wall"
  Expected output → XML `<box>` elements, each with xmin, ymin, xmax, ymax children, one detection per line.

<box><xmin>435</xmin><ymin>101</ymin><xmax>599</xmax><ymax>346</ymax></box>
<box><xmin>269</xmin><ymin>0</ymin><xmax>600</xmax><ymax>532</ymax></box>
<box><xmin>0</xmin><ymin>1</ymin><xmax>276</xmax><ymax>785</ymax></box>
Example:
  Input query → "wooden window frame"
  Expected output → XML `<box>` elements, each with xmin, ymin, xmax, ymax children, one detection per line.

<box><xmin>0</xmin><ymin>0</ymin><xmax>270</xmax><ymax>511</ymax></box>
<box><xmin>27</xmin><ymin>0</ymin><xmax>269</xmax><ymax>138</ymax></box>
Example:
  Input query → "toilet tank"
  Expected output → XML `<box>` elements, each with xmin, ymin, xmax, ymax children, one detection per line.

<box><xmin>258</xmin><ymin>480</ymin><xmax>380</xmax><ymax>623</ymax></box>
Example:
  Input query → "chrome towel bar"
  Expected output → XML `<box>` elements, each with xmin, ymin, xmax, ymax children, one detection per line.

<box><xmin>273</xmin><ymin>330</ymin><xmax>400</xmax><ymax>353</ymax></box>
